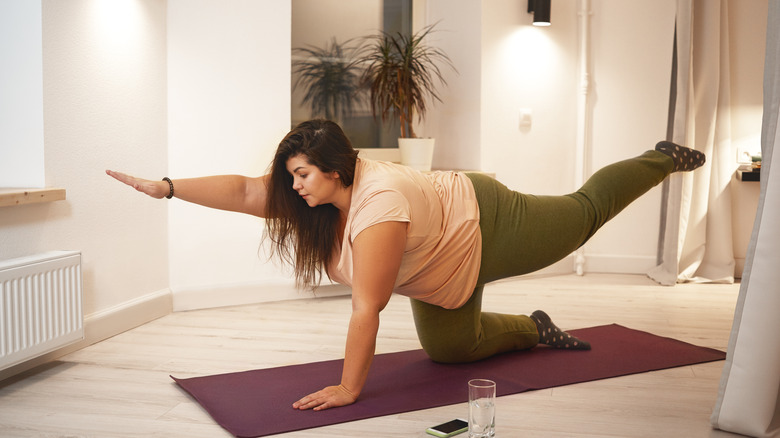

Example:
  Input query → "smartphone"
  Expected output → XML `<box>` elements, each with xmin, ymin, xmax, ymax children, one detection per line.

<box><xmin>425</xmin><ymin>418</ymin><xmax>468</xmax><ymax>437</ymax></box>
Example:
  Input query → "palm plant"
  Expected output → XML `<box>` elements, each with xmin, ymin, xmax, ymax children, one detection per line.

<box><xmin>292</xmin><ymin>38</ymin><xmax>365</xmax><ymax>123</ymax></box>
<box><xmin>358</xmin><ymin>24</ymin><xmax>455</xmax><ymax>138</ymax></box>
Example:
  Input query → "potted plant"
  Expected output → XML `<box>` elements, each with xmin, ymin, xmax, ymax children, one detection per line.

<box><xmin>358</xmin><ymin>24</ymin><xmax>456</xmax><ymax>170</ymax></box>
<box><xmin>292</xmin><ymin>37</ymin><xmax>365</xmax><ymax>124</ymax></box>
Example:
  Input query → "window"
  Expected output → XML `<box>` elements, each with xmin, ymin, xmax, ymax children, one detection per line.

<box><xmin>291</xmin><ymin>0</ymin><xmax>412</xmax><ymax>148</ymax></box>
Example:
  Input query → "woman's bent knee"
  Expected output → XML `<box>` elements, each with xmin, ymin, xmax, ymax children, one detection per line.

<box><xmin>422</xmin><ymin>342</ymin><xmax>482</xmax><ymax>364</ymax></box>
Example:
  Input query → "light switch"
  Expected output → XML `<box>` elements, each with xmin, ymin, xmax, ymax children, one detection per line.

<box><xmin>519</xmin><ymin>109</ymin><xmax>532</xmax><ymax>128</ymax></box>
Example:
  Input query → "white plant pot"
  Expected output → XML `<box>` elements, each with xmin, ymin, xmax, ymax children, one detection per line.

<box><xmin>398</xmin><ymin>138</ymin><xmax>435</xmax><ymax>171</ymax></box>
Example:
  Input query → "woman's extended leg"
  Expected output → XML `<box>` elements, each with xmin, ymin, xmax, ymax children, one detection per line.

<box><xmin>410</xmin><ymin>147</ymin><xmax>703</xmax><ymax>363</ymax></box>
<box><xmin>472</xmin><ymin>149</ymin><xmax>677</xmax><ymax>283</ymax></box>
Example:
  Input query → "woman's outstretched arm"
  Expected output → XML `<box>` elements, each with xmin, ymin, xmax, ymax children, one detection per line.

<box><xmin>292</xmin><ymin>220</ymin><xmax>408</xmax><ymax>411</ymax></box>
<box><xmin>106</xmin><ymin>170</ymin><xmax>270</xmax><ymax>218</ymax></box>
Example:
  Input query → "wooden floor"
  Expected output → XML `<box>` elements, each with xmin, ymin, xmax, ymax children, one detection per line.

<box><xmin>0</xmin><ymin>273</ymin><xmax>746</xmax><ymax>437</ymax></box>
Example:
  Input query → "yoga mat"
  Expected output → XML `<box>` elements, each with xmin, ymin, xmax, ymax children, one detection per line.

<box><xmin>172</xmin><ymin>324</ymin><xmax>725</xmax><ymax>437</ymax></box>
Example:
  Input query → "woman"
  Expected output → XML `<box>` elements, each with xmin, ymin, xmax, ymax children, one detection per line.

<box><xmin>107</xmin><ymin>119</ymin><xmax>705</xmax><ymax>411</ymax></box>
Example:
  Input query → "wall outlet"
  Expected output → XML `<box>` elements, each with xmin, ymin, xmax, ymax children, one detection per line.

<box><xmin>736</xmin><ymin>147</ymin><xmax>752</xmax><ymax>164</ymax></box>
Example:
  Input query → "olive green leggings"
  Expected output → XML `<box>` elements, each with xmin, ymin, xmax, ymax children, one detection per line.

<box><xmin>410</xmin><ymin>150</ymin><xmax>675</xmax><ymax>363</ymax></box>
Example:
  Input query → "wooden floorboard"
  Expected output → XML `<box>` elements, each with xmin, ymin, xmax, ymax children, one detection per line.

<box><xmin>0</xmin><ymin>273</ymin><xmax>744</xmax><ymax>437</ymax></box>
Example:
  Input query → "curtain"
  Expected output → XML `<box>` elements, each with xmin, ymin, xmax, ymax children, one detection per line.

<box><xmin>648</xmin><ymin>0</ymin><xmax>736</xmax><ymax>286</ymax></box>
<box><xmin>711</xmin><ymin>1</ymin><xmax>780</xmax><ymax>436</ymax></box>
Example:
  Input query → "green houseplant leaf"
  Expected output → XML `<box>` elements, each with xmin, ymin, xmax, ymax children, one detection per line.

<box><xmin>358</xmin><ymin>23</ymin><xmax>456</xmax><ymax>138</ymax></box>
<box><xmin>292</xmin><ymin>37</ymin><xmax>366</xmax><ymax>123</ymax></box>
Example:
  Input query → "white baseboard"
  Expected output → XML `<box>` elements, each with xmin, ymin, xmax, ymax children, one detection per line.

<box><xmin>170</xmin><ymin>254</ymin><xmax>656</xmax><ymax>313</ymax></box>
<box><xmin>529</xmin><ymin>256</ymin><xmax>577</xmax><ymax>277</ymax></box>
<box><xmin>0</xmin><ymin>288</ymin><xmax>172</xmax><ymax>382</ymax></box>
<box><xmin>507</xmin><ymin>253</ymin><xmax>656</xmax><ymax>280</ymax></box>
<box><xmin>578</xmin><ymin>253</ymin><xmax>657</xmax><ymax>274</ymax></box>
<box><xmin>172</xmin><ymin>282</ymin><xmax>352</xmax><ymax>312</ymax></box>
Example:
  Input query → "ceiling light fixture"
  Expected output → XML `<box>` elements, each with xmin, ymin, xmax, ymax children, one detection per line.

<box><xmin>528</xmin><ymin>0</ymin><xmax>551</xmax><ymax>27</ymax></box>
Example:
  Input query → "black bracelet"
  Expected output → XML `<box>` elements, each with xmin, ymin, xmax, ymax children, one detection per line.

<box><xmin>162</xmin><ymin>177</ymin><xmax>174</xmax><ymax>199</ymax></box>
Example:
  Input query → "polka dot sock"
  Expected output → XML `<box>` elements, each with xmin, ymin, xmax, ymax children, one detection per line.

<box><xmin>655</xmin><ymin>141</ymin><xmax>706</xmax><ymax>172</ymax></box>
<box><xmin>530</xmin><ymin>310</ymin><xmax>591</xmax><ymax>350</ymax></box>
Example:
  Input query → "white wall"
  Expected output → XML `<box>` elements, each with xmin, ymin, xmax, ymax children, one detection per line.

<box><xmin>167</xmin><ymin>0</ymin><xmax>307</xmax><ymax>310</ymax></box>
<box><xmin>580</xmin><ymin>0</ymin><xmax>675</xmax><ymax>273</ymax></box>
<box><xmin>0</xmin><ymin>1</ymin><xmax>45</xmax><ymax>188</ymax></box>
<box><xmin>0</xmin><ymin>0</ymin><xmax>170</xmax><ymax>378</ymax></box>
<box><xmin>479</xmin><ymin>0</ymin><xmax>580</xmax><ymax>196</ymax></box>
<box><xmin>424</xmin><ymin>0</ymin><xmax>675</xmax><ymax>275</ymax></box>
<box><xmin>422</xmin><ymin>0</ymin><xmax>483</xmax><ymax>171</ymax></box>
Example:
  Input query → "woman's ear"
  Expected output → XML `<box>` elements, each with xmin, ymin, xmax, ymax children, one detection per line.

<box><xmin>332</xmin><ymin>171</ymin><xmax>350</xmax><ymax>188</ymax></box>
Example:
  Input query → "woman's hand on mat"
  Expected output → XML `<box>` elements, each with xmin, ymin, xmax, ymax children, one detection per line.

<box><xmin>106</xmin><ymin>170</ymin><xmax>169</xmax><ymax>199</ymax></box>
<box><xmin>292</xmin><ymin>384</ymin><xmax>357</xmax><ymax>411</ymax></box>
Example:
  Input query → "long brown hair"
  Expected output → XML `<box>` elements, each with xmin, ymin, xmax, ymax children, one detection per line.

<box><xmin>264</xmin><ymin>120</ymin><xmax>358</xmax><ymax>289</ymax></box>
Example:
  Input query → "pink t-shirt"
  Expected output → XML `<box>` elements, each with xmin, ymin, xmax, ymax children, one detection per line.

<box><xmin>327</xmin><ymin>158</ymin><xmax>482</xmax><ymax>309</ymax></box>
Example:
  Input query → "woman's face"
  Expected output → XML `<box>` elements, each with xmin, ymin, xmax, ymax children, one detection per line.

<box><xmin>286</xmin><ymin>154</ymin><xmax>342</xmax><ymax>208</ymax></box>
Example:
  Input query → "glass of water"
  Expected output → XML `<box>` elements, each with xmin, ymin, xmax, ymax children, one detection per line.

<box><xmin>468</xmin><ymin>379</ymin><xmax>496</xmax><ymax>438</ymax></box>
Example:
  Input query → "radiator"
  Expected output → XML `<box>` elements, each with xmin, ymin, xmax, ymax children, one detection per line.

<box><xmin>0</xmin><ymin>251</ymin><xmax>84</xmax><ymax>371</ymax></box>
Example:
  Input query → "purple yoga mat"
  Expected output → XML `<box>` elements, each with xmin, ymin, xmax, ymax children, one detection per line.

<box><xmin>172</xmin><ymin>324</ymin><xmax>725</xmax><ymax>437</ymax></box>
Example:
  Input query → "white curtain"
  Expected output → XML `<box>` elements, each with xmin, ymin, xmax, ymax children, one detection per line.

<box><xmin>648</xmin><ymin>0</ymin><xmax>736</xmax><ymax>286</ymax></box>
<box><xmin>711</xmin><ymin>1</ymin><xmax>780</xmax><ymax>436</ymax></box>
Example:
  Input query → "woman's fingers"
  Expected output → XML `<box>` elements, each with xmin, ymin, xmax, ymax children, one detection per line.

<box><xmin>106</xmin><ymin>170</ymin><xmax>165</xmax><ymax>199</ymax></box>
<box><xmin>106</xmin><ymin>170</ymin><xmax>140</xmax><ymax>190</ymax></box>
<box><xmin>292</xmin><ymin>394</ymin><xmax>323</xmax><ymax>410</ymax></box>
<box><xmin>293</xmin><ymin>390</ymin><xmax>329</xmax><ymax>410</ymax></box>
<box><xmin>292</xmin><ymin>385</ymin><xmax>357</xmax><ymax>411</ymax></box>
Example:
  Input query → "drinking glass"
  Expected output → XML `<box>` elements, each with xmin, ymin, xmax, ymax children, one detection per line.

<box><xmin>468</xmin><ymin>379</ymin><xmax>496</xmax><ymax>438</ymax></box>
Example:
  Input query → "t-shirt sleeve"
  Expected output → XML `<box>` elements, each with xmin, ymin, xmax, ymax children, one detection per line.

<box><xmin>349</xmin><ymin>189</ymin><xmax>412</xmax><ymax>241</ymax></box>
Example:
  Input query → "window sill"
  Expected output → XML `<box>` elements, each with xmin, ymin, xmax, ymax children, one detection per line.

<box><xmin>0</xmin><ymin>188</ymin><xmax>66</xmax><ymax>207</ymax></box>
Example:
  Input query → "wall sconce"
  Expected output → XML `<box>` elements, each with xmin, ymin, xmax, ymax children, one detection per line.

<box><xmin>528</xmin><ymin>0</ymin><xmax>551</xmax><ymax>26</ymax></box>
